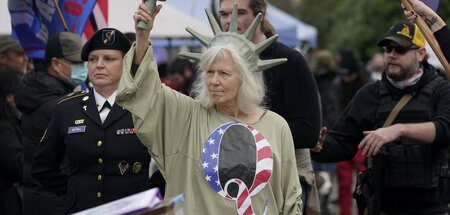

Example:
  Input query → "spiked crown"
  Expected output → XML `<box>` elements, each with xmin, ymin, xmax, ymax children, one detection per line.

<box><xmin>178</xmin><ymin>3</ymin><xmax>287</xmax><ymax>72</ymax></box>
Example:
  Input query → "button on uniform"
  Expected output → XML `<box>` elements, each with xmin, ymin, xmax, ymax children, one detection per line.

<box><xmin>97</xmin><ymin>140</ymin><xmax>102</xmax><ymax>147</ymax></box>
<box><xmin>98</xmin><ymin>158</ymin><xmax>103</xmax><ymax>164</ymax></box>
<box><xmin>97</xmin><ymin>192</ymin><xmax>101</xmax><ymax>198</ymax></box>
<box><xmin>98</xmin><ymin>175</ymin><xmax>102</xmax><ymax>180</ymax></box>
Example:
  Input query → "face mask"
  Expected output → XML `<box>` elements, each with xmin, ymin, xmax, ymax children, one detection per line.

<box><xmin>69</xmin><ymin>63</ymin><xmax>88</xmax><ymax>86</ymax></box>
<box><xmin>58</xmin><ymin>60</ymin><xmax>88</xmax><ymax>86</ymax></box>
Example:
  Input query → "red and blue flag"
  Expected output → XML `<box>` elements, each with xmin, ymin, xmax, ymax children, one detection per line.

<box><xmin>8</xmin><ymin>0</ymin><xmax>97</xmax><ymax>58</ymax></box>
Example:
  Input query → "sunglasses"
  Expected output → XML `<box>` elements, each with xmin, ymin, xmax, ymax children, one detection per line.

<box><xmin>382</xmin><ymin>46</ymin><xmax>419</xmax><ymax>54</ymax></box>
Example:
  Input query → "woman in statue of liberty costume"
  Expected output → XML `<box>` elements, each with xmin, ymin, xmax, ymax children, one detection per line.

<box><xmin>116</xmin><ymin>1</ymin><xmax>302</xmax><ymax>214</ymax></box>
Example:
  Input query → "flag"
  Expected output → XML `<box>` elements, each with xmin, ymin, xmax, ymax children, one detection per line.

<box><xmin>8</xmin><ymin>0</ymin><xmax>97</xmax><ymax>58</ymax></box>
<box><xmin>394</xmin><ymin>0</ymin><xmax>440</xmax><ymax>12</ymax></box>
<box><xmin>82</xmin><ymin>0</ymin><xmax>108</xmax><ymax>42</ymax></box>
<box><xmin>421</xmin><ymin>0</ymin><xmax>440</xmax><ymax>12</ymax></box>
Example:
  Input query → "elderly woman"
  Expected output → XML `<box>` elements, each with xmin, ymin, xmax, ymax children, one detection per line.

<box><xmin>116</xmin><ymin>2</ymin><xmax>302</xmax><ymax>215</ymax></box>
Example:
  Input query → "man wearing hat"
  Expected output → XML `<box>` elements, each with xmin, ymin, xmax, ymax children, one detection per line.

<box><xmin>15</xmin><ymin>31</ymin><xmax>87</xmax><ymax>215</ymax></box>
<box><xmin>0</xmin><ymin>35</ymin><xmax>28</xmax><ymax>73</ymax></box>
<box><xmin>311</xmin><ymin>21</ymin><xmax>450</xmax><ymax>214</ymax></box>
<box><xmin>31</xmin><ymin>28</ymin><xmax>164</xmax><ymax>214</ymax></box>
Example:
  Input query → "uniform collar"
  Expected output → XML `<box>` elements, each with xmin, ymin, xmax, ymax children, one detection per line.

<box><xmin>93</xmin><ymin>89</ymin><xmax>117</xmax><ymax>111</ymax></box>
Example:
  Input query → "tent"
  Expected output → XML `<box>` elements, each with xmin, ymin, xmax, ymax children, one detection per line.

<box><xmin>266</xmin><ymin>4</ymin><xmax>317</xmax><ymax>48</ymax></box>
<box><xmin>167</xmin><ymin>0</ymin><xmax>317</xmax><ymax>48</ymax></box>
<box><xmin>108</xmin><ymin>0</ymin><xmax>213</xmax><ymax>47</ymax></box>
<box><xmin>0</xmin><ymin>1</ymin><xmax>12</xmax><ymax>35</ymax></box>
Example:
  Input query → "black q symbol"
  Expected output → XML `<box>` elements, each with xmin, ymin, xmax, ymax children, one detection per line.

<box><xmin>218</xmin><ymin>124</ymin><xmax>257</xmax><ymax>198</ymax></box>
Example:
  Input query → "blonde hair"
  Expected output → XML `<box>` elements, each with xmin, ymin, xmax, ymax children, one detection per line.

<box><xmin>191</xmin><ymin>44</ymin><xmax>265</xmax><ymax>114</ymax></box>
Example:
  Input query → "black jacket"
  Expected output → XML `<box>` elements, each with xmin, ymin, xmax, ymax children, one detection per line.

<box><xmin>0</xmin><ymin>107</ymin><xmax>23</xmax><ymax>215</ymax></box>
<box><xmin>312</xmin><ymin>63</ymin><xmax>450</xmax><ymax>213</ymax></box>
<box><xmin>15</xmin><ymin>70</ymin><xmax>73</xmax><ymax>215</ymax></box>
<box><xmin>32</xmin><ymin>90</ymin><xmax>156</xmax><ymax>214</ymax></box>
<box><xmin>314</xmin><ymin>69</ymin><xmax>338</xmax><ymax>128</ymax></box>
<box><xmin>434</xmin><ymin>25</ymin><xmax>450</xmax><ymax>62</ymax></box>
<box><xmin>261</xmin><ymin>41</ymin><xmax>321</xmax><ymax>148</ymax></box>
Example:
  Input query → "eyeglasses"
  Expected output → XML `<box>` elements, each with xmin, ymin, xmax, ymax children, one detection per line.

<box><xmin>382</xmin><ymin>46</ymin><xmax>419</xmax><ymax>54</ymax></box>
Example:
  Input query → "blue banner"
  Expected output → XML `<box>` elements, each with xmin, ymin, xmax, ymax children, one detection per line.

<box><xmin>8</xmin><ymin>0</ymin><xmax>97</xmax><ymax>58</ymax></box>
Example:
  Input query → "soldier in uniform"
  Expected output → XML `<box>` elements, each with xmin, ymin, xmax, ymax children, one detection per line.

<box><xmin>31</xmin><ymin>28</ymin><xmax>163</xmax><ymax>214</ymax></box>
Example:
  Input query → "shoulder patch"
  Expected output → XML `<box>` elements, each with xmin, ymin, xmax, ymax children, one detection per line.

<box><xmin>58</xmin><ymin>90</ymin><xmax>87</xmax><ymax>104</ymax></box>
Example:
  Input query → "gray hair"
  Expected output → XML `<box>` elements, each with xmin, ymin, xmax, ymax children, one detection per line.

<box><xmin>191</xmin><ymin>44</ymin><xmax>265</xmax><ymax>114</ymax></box>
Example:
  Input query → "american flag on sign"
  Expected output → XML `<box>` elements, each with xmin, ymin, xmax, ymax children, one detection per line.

<box><xmin>202</xmin><ymin>122</ymin><xmax>273</xmax><ymax>215</ymax></box>
<box><xmin>82</xmin><ymin>0</ymin><xmax>108</xmax><ymax>42</ymax></box>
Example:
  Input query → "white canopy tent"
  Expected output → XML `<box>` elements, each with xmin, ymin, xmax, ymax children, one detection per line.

<box><xmin>0</xmin><ymin>0</ymin><xmax>11</xmax><ymax>35</ymax></box>
<box><xmin>109</xmin><ymin>0</ymin><xmax>213</xmax><ymax>39</ymax></box>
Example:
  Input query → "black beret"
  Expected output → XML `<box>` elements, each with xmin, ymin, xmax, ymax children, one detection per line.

<box><xmin>81</xmin><ymin>28</ymin><xmax>131</xmax><ymax>61</ymax></box>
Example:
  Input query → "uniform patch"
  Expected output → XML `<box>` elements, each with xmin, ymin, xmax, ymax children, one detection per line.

<box><xmin>116</xmin><ymin>128</ymin><xmax>136</xmax><ymax>135</ymax></box>
<box><xmin>75</xmin><ymin>119</ymin><xmax>84</xmax><ymax>124</ymax></box>
<box><xmin>118</xmin><ymin>161</ymin><xmax>129</xmax><ymax>175</ymax></box>
<box><xmin>102</xmin><ymin>29</ymin><xmax>115</xmax><ymax>46</ymax></box>
<box><xmin>68</xmin><ymin>125</ymin><xmax>86</xmax><ymax>134</ymax></box>
<box><xmin>132</xmin><ymin>162</ymin><xmax>142</xmax><ymax>173</ymax></box>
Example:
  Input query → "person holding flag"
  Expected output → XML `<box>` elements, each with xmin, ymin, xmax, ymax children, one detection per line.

<box><xmin>403</xmin><ymin>0</ymin><xmax>450</xmax><ymax>61</ymax></box>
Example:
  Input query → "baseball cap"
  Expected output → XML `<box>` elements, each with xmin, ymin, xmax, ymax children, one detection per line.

<box><xmin>45</xmin><ymin>32</ymin><xmax>83</xmax><ymax>63</ymax></box>
<box><xmin>378</xmin><ymin>21</ymin><xmax>425</xmax><ymax>48</ymax></box>
<box><xmin>81</xmin><ymin>28</ymin><xmax>131</xmax><ymax>61</ymax></box>
<box><xmin>0</xmin><ymin>35</ymin><xmax>25</xmax><ymax>53</ymax></box>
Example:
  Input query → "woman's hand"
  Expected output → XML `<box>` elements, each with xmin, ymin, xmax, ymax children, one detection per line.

<box><xmin>133</xmin><ymin>0</ymin><xmax>162</xmax><ymax>64</ymax></box>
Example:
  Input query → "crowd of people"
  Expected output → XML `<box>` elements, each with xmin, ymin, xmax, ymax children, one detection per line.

<box><xmin>0</xmin><ymin>0</ymin><xmax>449</xmax><ymax>214</ymax></box>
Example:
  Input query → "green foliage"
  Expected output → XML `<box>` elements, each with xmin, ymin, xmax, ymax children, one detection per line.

<box><xmin>296</xmin><ymin>0</ymin><xmax>450</xmax><ymax>61</ymax></box>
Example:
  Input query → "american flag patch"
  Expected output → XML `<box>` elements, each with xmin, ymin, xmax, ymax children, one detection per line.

<box><xmin>201</xmin><ymin>122</ymin><xmax>273</xmax><ymax>215</ymax></box>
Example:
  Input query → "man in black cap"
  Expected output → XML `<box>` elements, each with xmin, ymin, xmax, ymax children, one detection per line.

<box><xmin>15</xmin><ymin>31</ymin><xmax>87</xmax><ymax>215</ymax></box>
<box><xmin>32</xmin><ymin>28</ymin><xmax>164</xmax><ymax>214</ymax></box>
<box><xmin>311</xmin><ymin>21</ymin><xmax>450</xmax><ymax>214</ymax></box>
<box><xmin>0</xmin><ymin>35</ymin><xmax>28</xmax><ymax>73</ymax></box>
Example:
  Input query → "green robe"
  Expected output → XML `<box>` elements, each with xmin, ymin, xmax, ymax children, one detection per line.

<box><xmin>116</xmin><ymin>44</ymin><xmax>302</xmax><ymax>215</ymax></box>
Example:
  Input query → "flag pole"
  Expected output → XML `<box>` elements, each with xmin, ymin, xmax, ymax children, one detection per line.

<box><xmin>401</xmin><ymin>0</ymin><xmax>450</xmax><ymax>75</ymax></box>
<box><xmin>53</xmin><ymin>0</ymin><xmax>69</xmax><ymax>32</ymax></box>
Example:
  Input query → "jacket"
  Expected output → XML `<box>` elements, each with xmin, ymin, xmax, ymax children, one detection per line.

<box><xmin>15</xmin><ymin>69</ymin><xmax>74</xmax><ymax>215</ymax></box>
<box><xmin>0</xmin><ymin>107</ymin><xmax>23</xmax><ymax>215</ymax></box>
<box><xmin>312</xmin><ymin>62</ymin><xmax>450</xmax><ymax>214</ymax></box>
<box><xmin>32</xmin><ymin>90</ymin><xmax>156</xmax><ymax>214</ymax></box>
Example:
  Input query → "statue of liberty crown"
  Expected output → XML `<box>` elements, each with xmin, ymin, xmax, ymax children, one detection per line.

<box><xmin>178</xmin><ymin>3</ymin><xmax>287</xmax><ymax>72</ymax></box>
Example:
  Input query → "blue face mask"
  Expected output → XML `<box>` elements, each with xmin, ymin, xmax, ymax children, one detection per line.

<box><xmin>69</xmin><ymin>63</ymin><xmax>88</xmax><ymax>86</ymax></box>
<box><xmin>58</xmin><ymin>60</ymin><xmax>88</xmax><ymax>86</ymax></box>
